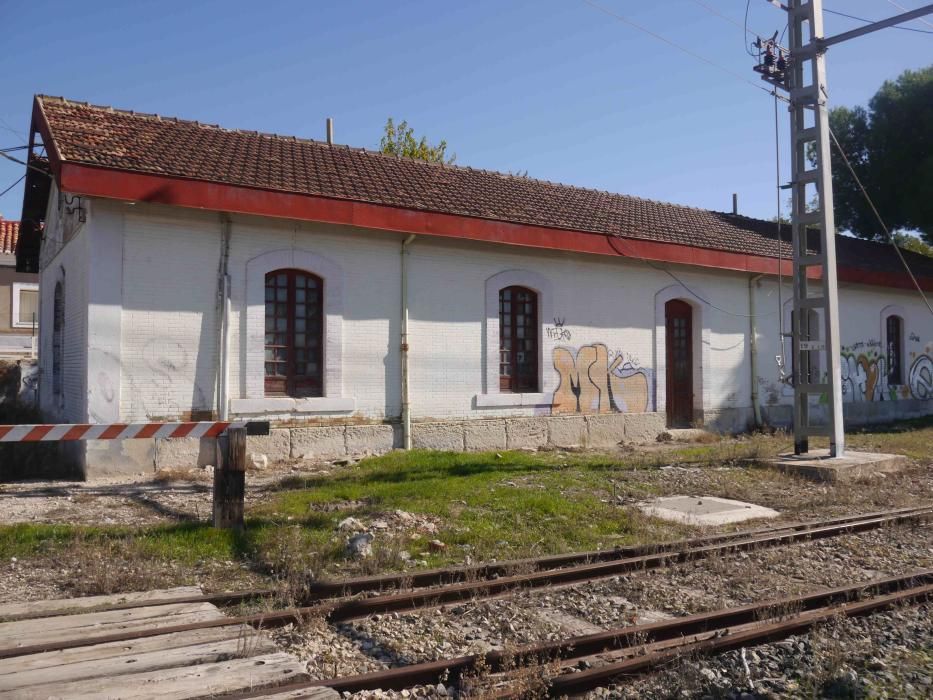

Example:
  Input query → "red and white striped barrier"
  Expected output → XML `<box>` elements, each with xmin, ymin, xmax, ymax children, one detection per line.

<box><xmin>0</xmin><ymin>421</ymin><xmax>269</xmax><ymax>443</ymax></box>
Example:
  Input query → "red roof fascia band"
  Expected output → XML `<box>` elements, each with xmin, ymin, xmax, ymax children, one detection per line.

<box><xmin>59</xmin><ymin>165</ymin><xmax>788</xmax><ymax>276</ymax></box>
<box><xmin>57</xmin><ymin>163</ymin><xmax>932</xmax><ymax>292</ymax></box>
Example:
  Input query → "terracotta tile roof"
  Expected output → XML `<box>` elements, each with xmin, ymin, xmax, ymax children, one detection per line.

<box><xmin>836</xmin><ymin>235</ymin><xmax>933</xmax><ymax>280</ymax></box>
<box><xmin>33</xmin><ymin>96</ymin><xmax>933</xmax><ymax>282</ymax></box>
<box><xmin>37</xmin><ymin>95</ymin><xmax>797</xmax><ymax>259</ymax></box>
<box><xmin>0</xmin><ymin>217</ymin><xmax>19</xmax><ymax>255</ymax></box>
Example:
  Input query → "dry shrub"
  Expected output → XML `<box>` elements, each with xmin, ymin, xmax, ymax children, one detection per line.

<box><xmin>804</xmin><ymin>614</ymin><xmax>872</xmax><ymax>697</ymax></box>
<box><xmin>355</xmin><ymin>533</ymin><xmax>411</xmax><ymax>577</ymax></box>
<box><xmin>62</xmin><ymin>535</ymin><xmax>179</xmax><ymax>595</ymax></box>
<box><xmin>460</xmin><ymin>645</ymin><xmax>561</xmax><ymax>699</ymax></box>
<box><xmin>262</xmin><ymin>526</ymin><xmax>332</xmax><ymax>607</ymax></box>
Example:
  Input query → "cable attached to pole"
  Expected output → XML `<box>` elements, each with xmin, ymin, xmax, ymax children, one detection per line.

<box><xmin>773</xmin><ymin>92</ymin><xmax>789</xmax><ymax>378</ymax></box>
<box><xmin>0</xmin><ymin>150</ymin><xmax>52</xmax><ymax>177</ymax></box>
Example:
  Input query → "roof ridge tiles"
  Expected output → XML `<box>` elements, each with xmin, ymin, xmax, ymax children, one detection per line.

<box><xmin>36</xmin><ymin>95</ymin><xmax>733</xmax><ymax>216</ymax></box>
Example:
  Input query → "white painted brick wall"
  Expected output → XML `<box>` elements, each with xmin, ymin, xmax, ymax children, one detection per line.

<box><xmin>38</xmin><ymin>185</ymin><xmax>89</xmax><ymax>423</ymax></box>
<box><xmin>226</xmin><ymin>215</ymin><xmax>401</xmax><ymax>419</ymax></box>
<box><xmin>405</xmin><ymin>237</ymin><xmax>752</xmax><ymax>420</ymax></box>
<box><xmin>55</xmin><ymin>199</ymin><xmax>927</xmax><ymax>429</ymax></box>
<box><xmin>120</xmin><ymin>212</ymin><xmax>221</xmax><ymax>421</ymax></box>
<box><xmin>753</xmin><ymin>279</ymin><xmax>933</xmax><ymax>408</ymax></box>
<box><xmin>107</xmin><ymin>204</ymin><xmax>761</xmax><ymax>424</ymax></box>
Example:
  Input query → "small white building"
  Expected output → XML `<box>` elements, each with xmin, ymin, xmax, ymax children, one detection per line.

<box><xmin>16</xmin><ymin>96</ymin><xmax>933</xmax><ymax>476</ymax></box>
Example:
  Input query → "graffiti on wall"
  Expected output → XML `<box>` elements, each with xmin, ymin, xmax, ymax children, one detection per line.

<box><xmin>551</xmin><ymin>342</ymin><xmax>654</xmax><ymax>414</ymax></box>
<box><xmin>841</xmin><ymin>340</ymin><xmax>933</xmax><ymax>403</ymax></box>
<box><xmin>909</xmin><ymin>352</ymin><xmax>933</xmax><ymax>400</ymax></box>
<box><xmin>756</xmin><ymin>338</ymin><xmax>932</xmax><ymax>405</ymax></box>
<box><xmin>545</xmin><ymin>318</ymin><xmax>572</xmax><ymax>342</ymax></box>
<box><xmin>840</xmin><ymin>349</ymin><xmax>897</xmax><ymax>402</ymax></box>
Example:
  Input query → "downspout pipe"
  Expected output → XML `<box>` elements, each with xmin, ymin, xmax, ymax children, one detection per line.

<box><xmin>400</xmin><ymin>234</ymin><xmax>416</xmax><ymax>449</ymax></box>
<box><xmin>749</xmin><ymin>273</ymin><xmax>764</xmax><ymax>429</ymax></box>
<box><xmin>217</xmin><ymin>215</ymin><xmax>232</xmax><ymax>421</ymax></box>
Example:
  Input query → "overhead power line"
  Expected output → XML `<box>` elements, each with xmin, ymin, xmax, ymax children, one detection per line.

<box><xmin>826</xmin><ymin>126</ymin><xmax>933</xmax><ymax>316</ymax></box>
<box><xmin>0</xmin><ymin>174</ymin><xmax>25</xmax><ymax>199</ymax></box>
<box><xmin>605</xmin><ymin>233</ymin><xmax>779</xmax><ymax>318</ymax></box>
<box><xmin>887</xmin><ymin>0</ymin><xmax>933</xmax><ymax>29</ymax></box>
<box><xmin>824</xmin><ymin>7</ymin><xmax>933</xmax><ymax>33</ymax></box>
<box><xmin>579</xmin><ymin>0</ymin><xmax>778</xmax><ymax>98</ymax></box>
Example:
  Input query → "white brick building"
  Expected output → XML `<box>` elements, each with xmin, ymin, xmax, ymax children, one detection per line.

<box><xmin>16</xmin><ymin>96</ymin><xmax>933</xmax><ymax>476</ymax></box>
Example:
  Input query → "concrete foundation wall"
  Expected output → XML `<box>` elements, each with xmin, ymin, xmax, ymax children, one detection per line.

<box><xmin>135</xmin><ymin>412</ymin><xmax>664</xmax><ymax>470</ymax></box>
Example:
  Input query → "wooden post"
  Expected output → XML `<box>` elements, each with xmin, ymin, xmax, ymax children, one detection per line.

<box><xmin>213</xmin><ymin>427</ymin><xmax>246</xmax><ymax>529</ymax></box>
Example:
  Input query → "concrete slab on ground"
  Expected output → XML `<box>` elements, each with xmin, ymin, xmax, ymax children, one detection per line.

<box><xmin>638</xmin><ymin>495</ymin><xmax>779</xmax><ymax>526</ymax></box>
<box><xmin>763</xmin><ymin>449</ymin><xmax>908</xmax><ymax>482</ymax></box>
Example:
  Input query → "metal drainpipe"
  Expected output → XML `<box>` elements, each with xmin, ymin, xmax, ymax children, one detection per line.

<box><xmin>217</xmin><ymin>215</ymin><xmax>232</xmax><ymax>421</ymax></box>
<box><xmin>400</xmin><ymin>234</ymin><xmax>416</xmax><ymax>449</ymax></box>
<box><xmin>749</xmin><ymin>273</ymin><xmax>764</xmax><ymax>428</ymax></box>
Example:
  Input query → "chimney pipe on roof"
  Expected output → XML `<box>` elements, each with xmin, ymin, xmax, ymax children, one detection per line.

<box><xmin>732</xmin><ymin>193</ymin><xmax>738</xmax><ymax>215</ymax></box>
<box><xmin>326</xmin><ymin>118</ymin><xmax>334</xmax><ymax>145</ymax></box>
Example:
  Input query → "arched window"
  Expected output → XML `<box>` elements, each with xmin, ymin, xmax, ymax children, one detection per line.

<box><xmin>886</xmin><ymin>315</ymin><xmax>904</xmax><ymax>385</ymax></box>
<box><xmin>265</xmin><ymin>269</ymin><xmax>324</xmax><ymax>397</ymax></box>
<box><xmin>52</xmin><ymin>281</ymin><xmax>64</xmax><ymax>397</ymax></box>
<box><xmin>499</xmin><ymin>286</ymin><xmax>538</xmax><ymax>392</ymax></box>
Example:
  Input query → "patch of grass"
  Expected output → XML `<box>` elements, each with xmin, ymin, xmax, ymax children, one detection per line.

<box><xmin>256</xmin><ymin>449</ymin><xmax>717</xmax><ymax>567</ymax></box>
<box><xmin>0</xmin><ymin>521</ymin><xmax>247</xmax><ymax>563</ymax></box>
<box><xmin>2</xmin><ymin>418</ymin><xmax>930</xmax><ymax>592</ymax></box>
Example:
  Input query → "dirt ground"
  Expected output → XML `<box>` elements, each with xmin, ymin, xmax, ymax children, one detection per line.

<box><xmin>0</xmin><ymin>463</ymin><xmax>324</xmax><ymax>526</ymax></box>
<box><xmin>1</xmin><ymin>431</ymin><xmax>931</xmax><ymax>698</ymax></box>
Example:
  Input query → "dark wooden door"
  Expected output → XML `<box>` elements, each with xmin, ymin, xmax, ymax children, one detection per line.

<box><xmin>665</xmin><ymin>299</ymin><xmax>693</xmax><ymax>427</ymax></box>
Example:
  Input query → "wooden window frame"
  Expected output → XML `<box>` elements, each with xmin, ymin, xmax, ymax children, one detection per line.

<box><xmin>665</xmin><ymin>299</ymin><xmax>693</xmax><ymax>427</ymax></box>
<box><xmin>264</xmin><ymin>269</ymin><xmax>324</xmax><ymax>398</ymax></box>
<box><xmin>52</xmin><ymin>281</ymin><xmax>63</xmax><ymax>397</ymax></box>
<box><xmin>498</xmin><ymin>285</ymin><xmax>539</xmax><ymax>393</ymax></box>
<box><xmin>886</xmin><ymin>315</ymin><xmax>904</xmax><ymax>386</ymax></box>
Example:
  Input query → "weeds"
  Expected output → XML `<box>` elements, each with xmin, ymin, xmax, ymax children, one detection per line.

<box><xmin>2</xmin><ymin>419</ymin><xmax>930</xmax><ymax>596</ymax></box>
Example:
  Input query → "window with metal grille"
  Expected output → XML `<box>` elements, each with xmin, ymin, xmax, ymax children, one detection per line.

<box><xmin>52</xmin><ymin>281</ymin><xmax>63</xmax><ymax>396</ymax></box>
<box><xmin>499</xmin><ymin>286</ymin><xmax>538</xmax><ymax>392</ymax></box>
<box><xmin>886</xmin><ymin>315</ymin><xmax>903</xmax><ymax>385</ymax></box>
<box><xmin>264</xmin><ymin>269</ymin><xmax>324</xmax><ymax>397</ymax></box>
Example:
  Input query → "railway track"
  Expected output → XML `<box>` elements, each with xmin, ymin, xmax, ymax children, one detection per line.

<box><xmin>230</xmin><ymin>569</ymin><xmax>933</xmax><ymax>699</ymax></box>
<box><xmin>0</xmin><ymin>505</ymin><xmax>928</xmax><ymax>660</ymax></box>
<box><xmin>4</xmin><ymin>504</ymin><xmax>928</xmax><ymax>626</ymax></box>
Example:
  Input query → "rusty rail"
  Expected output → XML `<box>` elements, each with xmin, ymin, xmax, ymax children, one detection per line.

<box><xmin>0</xmin><ymin>508</ymin><xmax>927</xmax><ymax>660</ymax></box>
<box><xmin>11</xmin><ymin>506</ymin><xmax>927</xmax><ymax>623</ymax></box>
<box><xmin>306</xmin><ymin>504</ymin><xmax>932</xmax><ymax>598</ymax></box>
<box><xmin>226</xmin><ymin>569</ymin><xmax>933</xmax><ymax>698</ymax></box>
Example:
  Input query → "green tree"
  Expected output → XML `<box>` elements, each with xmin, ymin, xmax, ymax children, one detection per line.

<box><xmin>380</xmin><ymin>118</ymin><xmax>455</xmax><ymax>164</ymax></box>
<box><xmin>892</xmin><ymin>232</ymin><xmax>933</xmax><ymax>258</ymax></box>
<box><xmin>824</xmin><ymin>66</ymin><xmax>933</xmax><ymax>244</ymax></box>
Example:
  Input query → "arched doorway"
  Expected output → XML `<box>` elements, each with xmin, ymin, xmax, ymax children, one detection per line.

<box><xmin>665</xmin><ymin>299</ymin><xmax>693</xmax><ymax>427</ymax></box>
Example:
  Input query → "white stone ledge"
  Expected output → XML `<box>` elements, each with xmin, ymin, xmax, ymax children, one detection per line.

<box><xmin>230</xmin><ymin>397</ymin><xmax>356</xmax><ymax>415</ymax></box>
<box><xmin>474</xmin><ymin>392</ymin><xmax>551</xmax><ymax>408</ymax></box>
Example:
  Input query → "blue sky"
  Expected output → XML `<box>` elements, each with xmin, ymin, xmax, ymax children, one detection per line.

<box><xmin>0</xmin><ymin>0</ymin><xmax>930</xmax><ymax>223</ymax></box>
